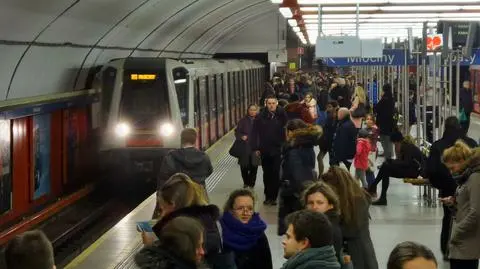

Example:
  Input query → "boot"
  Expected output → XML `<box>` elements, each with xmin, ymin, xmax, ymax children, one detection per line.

<box><xmin>372</xmin><ymin>196</ymin><xmax>387</xmax><ymax>206</ymax></box>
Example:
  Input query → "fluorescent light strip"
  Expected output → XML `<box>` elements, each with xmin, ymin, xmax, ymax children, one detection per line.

<box><xmin>298</xmin><ymin>0</ymin><xmax>480</xmax><ymax>4</ymax></box>
<box><xmin>279</xmin><ymin>7</ymin><xmax>293</xmax><ymax>18</ymax></box>
<box><xmin>302</xmin><ymin>17</ymin><xmax>480</xmax><ymax>22</ymax></box>
<box><xmin>288</xmin><ymin>19</ymin><xmax>298</xmax><ymax>27</ymax></box>
<box><xmin>304</xmin><ymin>12</ymin><xmax>480</xmax><ymax>19</ymax></box>
<box><xmin>305</xmin><ymin>23</ymin><xmax>432</xmax><ymax>29</ymax></box>
<box><xmin>270</xmin><ymin>0</ymin><xmax>282</xmax><ymax>3</ymax></box>
<box><xmin>301</xmin><ymin>5</ymin><xmax>480</xmax><ymax>12</ymax></box>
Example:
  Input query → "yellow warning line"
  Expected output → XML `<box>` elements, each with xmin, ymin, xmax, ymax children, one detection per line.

<box><xmin>65</xmin><ymin>129</ymin><xmax>235</xmax><ymax>269</ymax></box>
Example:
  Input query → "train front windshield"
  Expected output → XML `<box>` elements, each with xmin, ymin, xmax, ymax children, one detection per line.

<box><xmin>120</xmin><ymin>73</ymin><xmax>169</xmax><ymax>129</ymax></box>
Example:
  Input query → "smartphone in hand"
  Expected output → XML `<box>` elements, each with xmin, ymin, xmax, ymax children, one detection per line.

<box><xmin>136</xmin><ymin>221</ymin><xmax>154</xmax><ymax>233</ymax></box>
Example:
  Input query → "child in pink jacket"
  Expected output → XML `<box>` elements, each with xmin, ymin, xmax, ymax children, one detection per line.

<box><xmin>354</xmin><ymin>129</ymin><xmax>371</xmax><ymax>189</ymax></box>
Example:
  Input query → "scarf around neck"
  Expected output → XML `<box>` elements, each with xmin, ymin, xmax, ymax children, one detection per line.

<box><xmin>220</xmin><ymin>211</ymin><xmax>267</xmax><ymax>251</ymax></box>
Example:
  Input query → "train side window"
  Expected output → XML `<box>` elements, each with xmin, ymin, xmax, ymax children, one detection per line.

<box><xmin>101</xmin><ymin>67</ymin><xmax>117</xmax><ymax>125</ymax></box>
<box><xmin>172</xmin><ymin>68</ymin><xmax>189</xmax><ymax>127</ymax></box>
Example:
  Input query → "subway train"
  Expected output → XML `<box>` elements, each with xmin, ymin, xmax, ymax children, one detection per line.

<box><xmin>94</xmin><ymin>57</ymin><xmax>265</xmax><ymax>182</ymax></box>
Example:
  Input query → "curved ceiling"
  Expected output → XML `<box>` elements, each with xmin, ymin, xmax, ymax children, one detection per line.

<box><xmin>0</xmin><ymin>0</ymin><xmax>277</xmax><ymax>100</ymax></box>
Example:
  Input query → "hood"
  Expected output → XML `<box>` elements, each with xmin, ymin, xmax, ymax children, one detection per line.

<box><xmin>153</xmin><ymin>205</ymin><xmax>220</xmax><ymax>236</ymax></box>
<box><xmin>135</xmin><ymin>243</ymin><xmax>196</xmax><ymax>269</ymax></box>
<box><xmin>458</xmin><ymin>148</ymin><xmax>480</xmax><ymax>176</ymax></box>
<box><xmin>169</xmin><ymin>148</ymin><xmax>209</xmax><ymax>169</ymax></box>
<box><xmin>288</xmin><ymin>125</ymin><xmax>323</xmax><ymax>148</ymax></box>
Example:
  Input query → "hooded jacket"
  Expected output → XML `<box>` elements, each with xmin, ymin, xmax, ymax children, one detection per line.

<box><xmin>354</xmin><ymin>138</ymin><xmax>371</xmax><ymax>170</ymax></box>
<box><xmin>152</xmin><ymin>205</ymin><xmax>235</xmax><ymax>269</ymax></box>
<box><xmin>157</xmin><ymin>147</ymin><xmax>213</xmax><ymax>187</ymax></box>
<box><xmin>449</xmin><ymin>148</ymin><xmax>480</xmax><ymax>260</ymax></box>
<box><xmin>281</xmin><ymin>246</ymin><xmax>340</xmax><ymax>269</ymax></box>
<box><xmin>281</xmin><ymin>125</ymin><xmax>323</xmax><ymax>195</ymax></box>
<box><xmin>135</xmin><ymin>243</ymin><xmax>197</xmax><ymax>269</ymax></box>
<box><xmin>278</xmin><ymin>125</ymin><xmax>322</xmax><ymax>235</ymax></box>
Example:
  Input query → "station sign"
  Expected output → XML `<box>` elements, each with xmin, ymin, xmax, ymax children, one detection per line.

<box><xmin>324</xmin><ymin>48</ymin><xmax>480</xmax><ymax>67</ymax></box>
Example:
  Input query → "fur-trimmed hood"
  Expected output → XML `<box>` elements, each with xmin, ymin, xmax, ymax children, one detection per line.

<box><xmin>465</xmin><ymin>148</ymin><xmax>480</xmax><ymax>171</ymax></box>
<box><xmin>287</xmin><ymin>125</ymin><xmax>323</xmax><ymax>148</ymax></box>
<box><xmin>153</xmin><ymin>204</ymin><xmax>220</xmax><ymax>237</ymax></box>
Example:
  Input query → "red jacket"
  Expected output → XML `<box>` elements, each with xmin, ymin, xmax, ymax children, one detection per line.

<box><xmin>354</xmin><ymin>138</ymin><xmax>371</xmax><ymax>170</ymax></box>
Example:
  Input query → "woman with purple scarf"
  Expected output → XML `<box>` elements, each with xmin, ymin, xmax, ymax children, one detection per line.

<box><xmin>220</xmin><ymin>188</ymin><xmax>273</xmax><ymax>269</ymax></box>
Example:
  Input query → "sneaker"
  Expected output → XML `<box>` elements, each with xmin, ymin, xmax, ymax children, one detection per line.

<box><xmin>270</xmin><ymin>200</ymin><xmax>278</xmax><ymax>206</ymax></box>
<box><xmin>263</xmin><ymin>200</ymin><xmax>270</xmax><ymax>205</ymax></box>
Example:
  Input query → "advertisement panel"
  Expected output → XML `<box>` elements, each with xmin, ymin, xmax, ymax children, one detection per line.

<box><xmin>33</xmin><ymin>114</ymin><xmax>51</xmax><ymax>200</ymax></box>
<box><xmin>0</xmin><ymin>120</ymin><xmax>12</xmax><ymax>214</ymax></box>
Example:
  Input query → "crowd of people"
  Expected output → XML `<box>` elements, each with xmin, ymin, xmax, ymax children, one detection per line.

<box><xmin>3</xmin><ymin>71</ymin><xmax>479</xmax><ymax>269</ymax></box>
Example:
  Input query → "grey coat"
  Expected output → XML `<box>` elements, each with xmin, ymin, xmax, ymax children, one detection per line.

<box><xmin>449</xmin><ymin>150</ymin><xmax>480</xmax><ymax>260</ymax></box>
<box><xmin>341</xmin><ymin>196</ymin><xmax>378</xmax><ymax>269</ymax></box>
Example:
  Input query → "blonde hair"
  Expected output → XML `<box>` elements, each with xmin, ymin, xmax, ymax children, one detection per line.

<box><xmin>442</xmin><ymin>140</ymin><xmax>474</xmax><ymax>164</ymax></box>
<box><xmin>158</xmin><ymin>173</ymin><xmax>208</xmax><ymax>209</ymax></box>
<box><xmin>354</xmin><ymin>86</ymin><xmax>367</xmax><ymax>104</ymax></box>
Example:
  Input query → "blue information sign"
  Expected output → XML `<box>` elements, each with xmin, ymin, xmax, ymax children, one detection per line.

<box><xmin>324</xmin><ymin>48</ymin><xmax>480</xmax><ymax>66</ymax></box>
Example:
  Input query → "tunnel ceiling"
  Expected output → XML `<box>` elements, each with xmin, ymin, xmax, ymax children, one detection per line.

<box><xmin>0</xmin><ymin>0</ymin><xmax>277</xmax><ymax>100</ymax></box>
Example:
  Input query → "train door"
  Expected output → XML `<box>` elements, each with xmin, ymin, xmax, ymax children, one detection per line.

<box><xmin>246</xmin><ymin>70</ymin><xmax>251</xmax><ymax>105</ymax></box>
<box><xmin>228</xmin><ymin>72</ymin><xmax>235</xmax><ymax>128</ymax></box>
<box><xmin>216</xmin><ymin>74</ymin><xmax>225</xmax><ymax>137</ymax></box>
<box><xmin>196</xmin><ymin>77</ymin><xmax>209</xmax><ymax>150</ymax></box>
<box><xmin>253</xmin><ymin>69</ymin><xmax>258</xmax><ymax>103</ymax></box>
<box><xmin>235</xmin><ymin>72</ymin><xmax>241</xmax><ymax>122</ymax></box>
<box><xmin>239</xmin><ymin>71</ymin><xmax>245</xmax><ymax>116</ymax></box>
<box><xmin>206</xmin><ymin>75</ymin><xmax>218</xmax><ymax>145</ymax></box>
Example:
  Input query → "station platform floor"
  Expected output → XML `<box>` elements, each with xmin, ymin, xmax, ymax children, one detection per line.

<box><xmin>65</xmin><ymin>116</ymin><xmax>480</xmax><ymax>269</ymax></box>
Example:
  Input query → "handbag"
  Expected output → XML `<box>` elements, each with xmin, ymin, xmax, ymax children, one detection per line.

<box><xmin>229</xmin><ymin>139</ymin><xmax>246</xmax><ymax>158</ymax></box>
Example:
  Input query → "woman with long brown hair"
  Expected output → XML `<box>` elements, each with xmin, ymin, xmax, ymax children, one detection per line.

<box><xmin>321</xmin><ymin>166</ymin><xmax>378</xmax><ymax>269</ymax></box>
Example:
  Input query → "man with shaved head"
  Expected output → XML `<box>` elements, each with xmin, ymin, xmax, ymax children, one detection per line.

<box><xmin>331</xmin><ymin>107</ymin><xmax>358</xmax><ymax>170</ymax></box>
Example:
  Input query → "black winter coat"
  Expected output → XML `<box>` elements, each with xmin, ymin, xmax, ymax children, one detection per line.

<box><xmin>332</xmin><ymin>118</ymin><xmax>357</xmax><ymax>163</ymax></box>
<box><xmin>374</xmin><ymin>96</ymin><xmax>395</xmax><ymax>135</ymax></box>
<box><xmin>319</xmin><ymin>115</ymin><xmax>336</xmax><ymax>152</ymax></box>
<box><xmin>229</xmin><ymin>233</ymin><xmax>272</xmax><ymax>269</ymax></box>
<box><xmin>427</xmin><ymin>132</ymin><xmax>477</xmax><ymax>197</ymax></box>
<box><xmin>460</xmin><ymin>88</ymin><xmax>474</xmax><ymax>113</ymax></box>
<box><xmin>235</xmin><ymin>115</ymin><xmax>256</xmax><ymax>166</ymax></box>
<box><xmin>325</xmin><ymin>210</ymin><xmax>343</xmax><ymax>265</ymax></box>
<box><xmin>152</xmin><ymin>205</ymin><xmax>236</xmax><ymax>269</ymax></box>
<box><xmin>250</xmin><ymin>107</ymin><xmax>288</xmax><ymax>156</ymax></box>
<box><xmin>135</xmin><ymin>244</ymin><xmax>197</xmax><ymax>269</ymax></box>
<box><xmin>157</xmin><ymin>147</ymin><xmax>213</xmax><ymax>187</ymax></box>
<box><xmin>278</xmin><ymin>125</ymin><xmax>322</xmax><ymax>235</ymax></box>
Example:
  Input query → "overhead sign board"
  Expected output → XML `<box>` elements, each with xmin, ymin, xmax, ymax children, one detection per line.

<box><xmin>324</xmin><ymin>48</ymin><xmax>480</xmax><ymax>66</ymax></box>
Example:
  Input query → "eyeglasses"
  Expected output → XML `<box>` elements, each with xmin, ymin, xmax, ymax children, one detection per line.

<box><xmin>233</xmin><ymin>207</ymin><xmax>254</xmax><ymax>214</ymax></box>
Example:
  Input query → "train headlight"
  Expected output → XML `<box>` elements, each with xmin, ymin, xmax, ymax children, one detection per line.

<box><xmin>159</xmin><ymin>123</ymin><xmax>175</xmax><ymax>137</ymax></box>
<box><xmin>115</xmin><ymin>123</ymin><xmax>131</xmax><ymax>137</ymax></box>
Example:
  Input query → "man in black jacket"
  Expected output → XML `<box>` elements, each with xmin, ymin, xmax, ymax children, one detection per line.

<box><xmin>250</xmin><ymin>95</ymin><xmax>288</xmax><ymax>205</ymax></box>
<box><xmin>426</xmin><ymin>116</ymin><xmax>477</xmax><ymax>260</ymax></box>
<box><xmin>331</xmin><ymin>108</ymin><xmax>357</xmax><ymax>170</ymax></box>
<box><xmin>157</xmin><ymin>128</ymin><xmax>213</xmax><ymax>188</ymax></box>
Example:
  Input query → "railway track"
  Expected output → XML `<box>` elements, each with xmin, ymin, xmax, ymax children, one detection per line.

<box><xmin>38</xmin><ymin>183</ymin><xmax>153</xmax><ymax>268</ymax></box>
